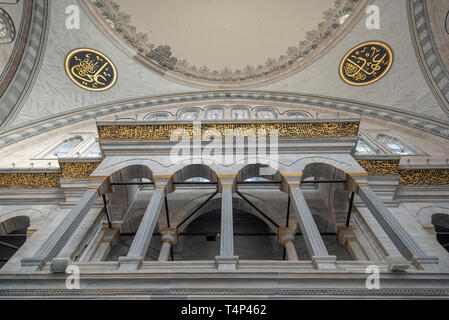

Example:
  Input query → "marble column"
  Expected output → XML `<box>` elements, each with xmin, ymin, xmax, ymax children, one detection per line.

<box><xmin>290</xmin><ymin>187</ymin><xmax>336</xmax><ymax>270</ymax></box>
<box><xmin>358</xmin><ymin>186</ymin><xmax>438</xmax><ymax>270</ymax></box>
<box><xmin>157</xmin><ymin>228</ymin><xmax>178</xmax><ymax>262</ymax></box>
<box><xmin>22</xmin><ymin>188</ymin><xmax>100</xmax><ymax>271</ymax></box>
<box><xmin>215</xmin><ymin>186</ymin><xmax>238</xmax><ymax>271</ymax></box>
<box><xmin>277</xmin><ymin>227</ymin><xmax>299</xmax><ymax>261</ymax></box>
<box><xmin>119</xmin><ymin>188</ymin><xmax>165</xmax><ymax>270</ymax></box>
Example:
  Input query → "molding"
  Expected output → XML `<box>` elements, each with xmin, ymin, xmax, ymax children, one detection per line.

<box><xmin>1</xmin><ymin>91</ymin><xmax>449</xmax><ymax>150</ymax></box>
<box><xmin>0</xmin><ymin>288</ymin><xmax>448</xmax><ymax>298</ymax></box>
<box><xmin>0</xmin><ymin>160</ymin><xmax>101</xmax><ymax>189</ymax></box>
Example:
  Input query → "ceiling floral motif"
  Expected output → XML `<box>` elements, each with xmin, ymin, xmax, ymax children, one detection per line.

<box><xmin>84</xmin><ymin>0</ymin><xmax>369</xmax><ymax>87</ymax></box>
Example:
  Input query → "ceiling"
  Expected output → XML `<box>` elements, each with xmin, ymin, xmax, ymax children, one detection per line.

<box><xmin>87</xmin><ymin>0</ymin><xmax>364</xmax><ymax>86</ymax></box>
<box><xmin>114</xmin><ymin>0</ymin><xmax>335</xmax><ymax>71</ymax></box>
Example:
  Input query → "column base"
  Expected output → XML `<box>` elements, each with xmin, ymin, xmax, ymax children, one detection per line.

<box><xmin>215</xmin><ymin>256</ymin><xmax>239</xmax><ymax>271</ymax></box>
<box><xmin>312</xmin><ymin>256</ymin><xmax>337</xmax><ymax>270</ymax></box>
<box><xmin>386</xmin><ymin>256</ymin><xmax>410</xmax><ymax>271</ymax></box>
<box><xmin>50</xmin><ymin>258</ymin><xmax>71</xmax><ymax>273</ymax></box>
<box><xmin>412</xmin><ymin>256</ymin><xmax>439</xmax><ymax>270</ymax></box>
<box><xmin>118</xmin><ymin>256</ymin><xmax>143</xmax><ymax>271</ymax></box>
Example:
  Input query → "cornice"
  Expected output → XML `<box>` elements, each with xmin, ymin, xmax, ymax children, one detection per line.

<box><xmin>0</xmin><ymin>160</ymin><xmax>101</xmax><ymax>189</ymax></box>
<box><xmin>0</xmin><ymin>91</ymin><xmax>448</xmax><ymax>151</ymax></box>
<box><xmin>357</xmin><ymin>158</ymin><xmax>449</xmax><ymax>185</ymax></box>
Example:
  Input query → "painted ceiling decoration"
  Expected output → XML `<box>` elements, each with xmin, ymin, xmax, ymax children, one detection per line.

<box><xmin>0</xmin><ymin>8</ymin><xmax>15</xmax><ymax>44</ymax></box>
<box><xmin>83</xmin><ymin>0</ymin><xmax>369</xmax><ymax>87</ymax></box>
<box><xmin>339</xmin><ymin>41</ymin><xmax>393</xmax><ymax>86</ymax></box>
<box><xmin>65</xmin><ymin>48</ymin><xmax>117</xmax><ymax>91</ymax></box>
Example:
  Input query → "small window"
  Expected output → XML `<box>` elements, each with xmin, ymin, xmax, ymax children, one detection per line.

<box><xmin>287</xmin><ymin>111</ymin><xmax>312</xmax><ymax>119</ymax></box>
<box><xmin>375</xmin><ymin>134</ymin><xmax>418</xmax><ymax>155</ymax></box>
<box><xmin>231</xmin><ymin>107</ymin><xmax>250</xmax><ymax>120</ymax></box>
<box><xmin>205</xmin><ymin>107</ymin><xmax>224</xmax><ymax>120</ymax></box>
<box><xmin>178</xmin><ymin>109</ymin><xmax>199</xmax><ymax>120</ymax></box>
<box><xmin>355</xmin><ymin>137</ymin><xmax>379</xmax><ymax>155</ymax></box>
<box><xmin>84</xmin><ymin>139</ymin><xmax>101</xmax><ymax>158</ymax></box>
<box><xmin>47</xmin><ymin>136</ymin><xmax>84</xmax><ymax>159</ymax></box>
<box><xmin>187</xmin><ymin>177</ymin><xmax>211</xmax><ymax>183</ymax></box>
<box><xmin>144</xmin><ymin>113</ymin><xmax>169</xmax><ymax>121</ymax></box>
<box><xmin>256</xmin><ymin>109</ymin><xmax>276</xmax><ymax>119</ymax></box>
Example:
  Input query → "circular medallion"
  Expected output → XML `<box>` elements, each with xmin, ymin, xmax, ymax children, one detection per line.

<box><xmin>65</xmin><ymin>48</ymin><xmax>117</xmax><ymax>91</ymax></box>
<box><xmin>339</xmin><ymin>41</ymin><xmax>393</xmax><ymax>86</ymax></box>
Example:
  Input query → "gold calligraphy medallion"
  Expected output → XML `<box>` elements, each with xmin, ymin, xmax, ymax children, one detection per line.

<box><xmin>340</xmin><ymin>41</ymin><xmax>393</xmax><ymax>86</ymax></box>
<box><xmin>65</xmin><ymin>48</ymin><xmax>117</xmax><ymax>91</ymax></box>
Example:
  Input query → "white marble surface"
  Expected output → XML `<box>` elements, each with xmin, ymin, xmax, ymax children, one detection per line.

<box><xmin>261</xmin><ymin>0</ymin><xmax>448</xmax><ymax>121</ymax></box>
<box><xmin>0</xmin><ymin>1</ymin><xmax>23</xmax><ymax>78</ymax></box>
<box><xmin>6</xmin><ymin>0</ymin><xmax>199</xmax><ymax>130</ymax></box>
<box><xmin>5</xmin><ymin>0</ymin><xmax>449</xmax><ymax>131</ymax></box>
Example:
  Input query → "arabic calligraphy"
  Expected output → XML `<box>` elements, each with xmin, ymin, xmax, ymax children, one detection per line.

<box><xmin>65</xmin><ymin>48</ymin><xmax>117</xmax><ymax>91</ymax></box>
<box><xmin>340</xmin><ymin>41</ymin><xmax>393</xmax><ymax>86</ymax></box>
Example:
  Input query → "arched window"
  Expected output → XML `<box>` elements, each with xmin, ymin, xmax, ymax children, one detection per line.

<box><xmin>144</xmin><ymin>112</ymin><xmax>169</xmax><ymax>121</ymax></box>
<box><xmin>84</xmin><ymin>139</ymin><xmax>101</xmax><ymax>158</ymax></box>
<box><xmin>375</xmin><ymin>134</ymin><xmax>417</xmax><ymax>155</ymax></box>
<box><xmin>432</xmin><ymin>214</ymin><xmax>449</xmax><ymax>253</ymax></box>
<box><xmin>47</xmin><ymin>136</ymin><xmax>84</xmax><ymax>158</ymax></box>
<box><xmin>188</xmin><ymin>177</ymin><xmax>211</xmax><ymax>183</ymax></box>
<box><xmin>231</xmin><ymin>106</ymin><xmax>250</xmax><ymax>120</ymax></box>
<box><xmin>356</xmin><ymin>137</ymin><xmax>378</xmax><ymax>155</ymax></box>
<box><xmin>205</xmin><ymin>107</ymin><xmax>224</xmax><ymax>120</ymax></box>
<box><xmin>256</xmin><ymin>108</ymin><xmax>276</xmax><ymax>119</ymax></box>
<box><xmin>287</xmin><ymin>111</ymin><xmax>312</xmax><ymax>119</ymax></box>
<box><xmin>178</xmin><ymin>109</ymin><xmax>199</xmax><ymax>120</ymax></box>
<box><xmin>0</xmin><ymin>216</ymin><xmax>30</xmax><ymax>269</ymax></box>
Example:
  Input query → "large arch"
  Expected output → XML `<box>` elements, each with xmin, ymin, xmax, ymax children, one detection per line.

<box><xmin>0</xmin><ymin>216</ymin><xmax>30</xmax><ymax>269</ymax></box>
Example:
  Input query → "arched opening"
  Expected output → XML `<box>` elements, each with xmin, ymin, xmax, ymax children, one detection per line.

<box><xmin>73</xmin><ymin>165</ymin><xmax>156</xmax><ymax>262</ymax></box>
<box><xmin>432</xmin><ymin>214</ymin><xmax>449</xmax><ymax>253</ymax></box>
<box><xmin>107</xmin><ymin>164</ymin><xmax>220</xmax><ymax>262</ymax></box>
<box><xmin>0</xmin><ymin>216</ymin><xmax>30</xmax><ymax>269</ymax></box>
<box><xmin>177</xmin><ymin>208</ymin><xmax>281</xmax><ymax>261</ymax></box>
<box><xmin>300</xmin><ymin>163</ymin><xmax>354</xmax><ymax>260</ymax></box>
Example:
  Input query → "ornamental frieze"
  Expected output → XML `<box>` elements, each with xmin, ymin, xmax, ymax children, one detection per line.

<box><xmin>97</xmin><ymin>122</ymin><xmax>360</xmax><ymax>141</ymax></box>
<box><xmin>399</xmin><ymin>169</ymin><xmax>449</xmax><ymax>186</ymax></box>
<box><xmin>0</xmin><ymin>172</ymin><xmax>60</xmax><ymax>189</ymax></box>
<box><xmin>0</xmin><ymin>161</ymin><xmax>101</xmax><ymax>189</ymax></box>
<box><xmin>357</xmin><ymin>160</ymin><xmax>449</xmax><ymax>185</ymax></box>
<box><xmin>357</xmin><ymin>160</ymin><xmax>400</xmax><ymax>176</ymax></box>
<box><xmin>60</xmin><ymin>162</ymin><xmax>101</xmax><ymax>179</ymax></box>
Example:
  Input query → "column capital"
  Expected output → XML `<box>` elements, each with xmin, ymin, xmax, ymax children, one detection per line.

<box><xmin>280</xmin><ymin>174</ymin><xmax>302</xmax><ymax>193</ymax></box>
<box><xmin>217</xmin><ymin>174</ymin><xmax>236</xmax><ymax>192</ymax></box>
<box><xmin>88</xmin><ymin>175</ymin><xmax>110</xmax><ymax>194</ymax></box>
<box><xmin>160</xmin><ymin>227</ymin><xmax>178</xmax><ymax>245</ymax></box>
<box><xmin>152</xmin><ymin>175</ymin><xmax>172</xmax><ymax>193</ymax></box>
<box><xmin>276</xmin><ymin>227</ymin><xmax>296</xmax><ymax>245</ymax></box>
